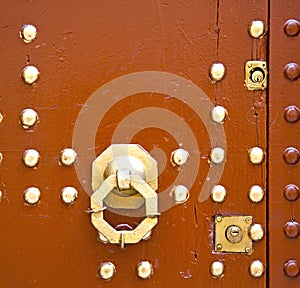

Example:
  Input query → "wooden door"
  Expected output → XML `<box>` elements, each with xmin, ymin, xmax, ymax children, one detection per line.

<box><xmin>0</xmin><ymin>1</ymin><xmax>298</xmax><ymax>287</ymax></box>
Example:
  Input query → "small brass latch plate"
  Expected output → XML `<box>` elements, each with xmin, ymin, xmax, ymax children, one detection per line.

<box><xmin>214</xmin><ymin>215</ymin><xmax>253</xmax><ymax>254</ymax></box>
<box><xmin>245</xmin><ymin>60</ymin><xmax>267</xmax><ymax>91</ymax></box>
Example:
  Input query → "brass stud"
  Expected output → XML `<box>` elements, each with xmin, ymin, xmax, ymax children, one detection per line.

<box><xmin>137</xmin><ymin>261</ymin><xmax>153</xmax><ymax>279</ymax></box>
<box><xmin>249</xmin><ymin>20</ymin><xmax>265</xmax><ymax>38</ymax></box>
<box><xmin>21</xmin><ymin>65</ymin><xmax>40</xmax><ymax>84</ymax></box>
<box><xmin>216</xmin><ymin>244</ymin><xmax>222</xmax><ymax>250</ymax></box>
<box><xmin>249</xmin><ymin>260</ymin><xmax>265</xmax><ymax>277</ymax></box>
<box><xmin>249</xmin><ymin>185</ymin><xmax>264</xmax><ymax>203</ymax></box>
<box><xmin>249</xmin><ymin>224</ymin><xmax>264</xmax><ymax>241</ymax></box>
<box><xmin>24</xmin><ymin>187</ymin><xmax>41</xmax><ymax>205</ymax></box>
<box><xmin>23</xmin><ymin>149</ymin><xmax>40</xmax><ymax>167</ymax></box>
<box><xmin>210</xmin><ymin>147</ymin><xmax>225</xmax><ymax>164</ymax></box>
<box><xmin>20</xmin><ymin>24</ymin><xmax>37</xmax><ymax>43</ymax></box>
<box><xmin>211</xmin><ymin>261</ymin><xmax>224</xmax><ymax>277</ymax></box>
<box><xmin>216</xmin><ymin>216</ymin><xmax>222</xmax><ymax>222</ymax></box>
<box><xmin>60</xmin><ymin>148</ymin><xmax>77</xmax><ymax>166</ymax></box>
<box><xmin>20</xmin><ymin>108</ymin><xmax>38</xmax><ymax>128</ymax></box>
<box><xmin>0</xmin><ymin>152</ymin><xmax>3</xmax><ymax>165</ymax></box>
<box><xmin>211</xmin><ymin>106</ymin><xmax>227</xmax><ymax>123</ymax></box>
<box><xmin>61</xmin><ymin>187</ymin><xmax>78</xmax><ymax>204</ymax></box>
<box><xmin>0</xmin><ymin>112</ymin><xmax>3</xmax><ymax>124</ymax></box>
<box><xmin>248</xmin><ymin>147</ymin><xmax>264</xmax><ymax>164</ymax></box>
<box><xmin>0</xmin><ymin>190</ymin><xmax>2</xmax><ymax>202</ymax></box>
<box><xmin>210</xmin><ymin>63</ymin><xmax>226</xmax><ymax>81</ymax></box>
<box><xmin>172</xmin><ymin>185</ymin><xmax>189</xmax><ymax>203</ymax></box>
<box><xmin>211</xmin><ymin>185</ymin><xmax>226</xmax><ymax>203</ymax></box>
<box><xmin>99</xmin><ymin>262</ymin><xmax>116</xmax><ymax>280</ymax></box>
<box><xmin>245</xmin><ymin>247</ymin><xmax>252</xmax><ymax>254</ymax></box>
<box><xmin>171</xmin><ymin>148</ymin><xmax>189</xmax><ymax>167</ymax></box>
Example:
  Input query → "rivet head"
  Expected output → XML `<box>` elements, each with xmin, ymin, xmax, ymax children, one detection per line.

<box><xmin>211</xmin><ymin>261</ymin><xmax>224</xmax><ymax>277</ymax></box>
<box><xmin>249</xmin><ymin>20</ymin><xmax>264</xmax><ymax>38</ymax></box>
<box><xmin>21</xmin><ymin>65</ymin><xmax>40</xmax><ymax>84</ymax></box>
<box><xmin>172</xmin><ymin>185</ymin><xmax>189</xmax><ymax>203</ymax></box>
<box><xmin>283</xmin><ymin>147</ymin><xmax>300</xmax><ymax>165</ymax></box>
<box><xmin>249</xmin><ymin>224</ymin><xmax>264</xmax><ymax>241</ymax></box>
<box><xmin>210</xmin><ymin>63</ymin><xmax>226</xmax><ymax>81</ymax></box>
<box><xmin>24</xmin><ymin>187</ymin><xmax>41</xmax><ymax>205</ymax></box>
<box><xmin>137</xmin><ymin>261</ymin><xmax>153</xmax><ymax>279</ymax></box>
<box><xmin>211</xmin><ymin>185</ymin><xmax>226</xmax><ymax>203</ymax></box>
<box><xmin>284</xmin><ymin>105</ymin><xmax>300</xmax><ymax>123</ymax></box>
<box><xmin>284</xmin><ymin>184</ymin><xmax>300</xmax><ymax>201</ymax></box>
<box><xmin>60</xmin><ymin>148</ymin><xmax>77</xmax><ymax>166</ymax></box>
<box><xmin>20</xmin><ymin>24</ymin><xmax>37</xmax><ymax>43</ymax></box>
<box><xmin>0</xmin><ymin>152</ymin><xmax>3</xmax><ymax>165</ymax></box>
<box><xmin>249</xmin><ymin>260</ymin><xmax>265</xmax><ymax>278</ymax></box>
<box><xmin>171</xmin><ymin>148</ymin><xmax>189</xmax><ymax>167</ymax></box>
<box><xmin>99</xmin><ymin>262</ymin><xmax>116</xmax><ymax>280</ymax></box>
<box><xmin>283</xmin><ymin>221</ymin><xmax>300</xmax><ymax>239</ymax></box>
<box><xmin>20</xmin><ymin>108</ymin><xmax>38</xmax><ymax>128</ymax></box>
<box><xmin>284</xmin><ymin>63</ymin><xmax>300</xmax><ymax>82</ymax></box>
<box><xmin>284</xmin><ymin>19</ymin><xmax>300</xmax><ymax>37</ymax></box>
<box><xmin>23</xmin><ymin>149</ymin><xmax>40</xmax><ymax>167</ymax></box>
<box><xmin>61</xmin><ymin>187</ymin><xmax>78</xmax><ymax>204</ymax></box>
<box><xmin>0</xmin><ymin>112</ymin><xmax>3</xmax><ymax>124</ymax></box>
<box><xmin>211</xmin><ymin>106</ymin><xmax>227</xmax><ymax>123</ymax></box>
<box><xmin>284</xmin><ymin>260</ymin><xmax>300</xmax><ymax>277</ymax></box>
<box><xmin>210</xmin><ymin>147</ymin><xmax>225</xmax><ymax>164</ymax></box>
<box><xmin>249</xmin><ymin>185</ymin><xmax>264</xmax><ymax>203</ymax></box>
<box><xmin>248</xmin><ymin>147</ymin><xmax>264</xmax><ymax>164</ymax></box>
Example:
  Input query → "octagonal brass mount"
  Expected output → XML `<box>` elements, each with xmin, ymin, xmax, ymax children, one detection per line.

<box><xmin>214</xmin><ymin>215</ymin><xmax>253</xmax><ymax>254</ymax></box>
<box><xmin>90</xmin><ymin>144</ymin><xmax>159</xmax><ymax>248</ymax></box>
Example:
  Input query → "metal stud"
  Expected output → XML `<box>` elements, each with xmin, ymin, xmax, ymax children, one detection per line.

<box><xmin>172</xmin><ymin>185</ymin><xmax>189</xmax><ymax>203</ymax></box>
<box><xmin>284</xmin><ymin>105</ymin><xmax>300</xmax><ymax>123</ymax></box>
<box><xmin>284</xmin><ymin>260</ymin><xmax>300</xmax><ymax>277</ymax></box>
<box><xmin>249</xmin><ymin>20</ymin><xmax>265</xmax><ymax>38</ymax></box>
<box><xmin>0</xmin><ymin>190</ymin><xmax>2</xmax><ymax>202</ymax></box>
<box><xmin>248</xmin><ymin>147</ymin><xmax>264</xmax><ymax>164</ymax></box>
<box><xmin>137</xmin><ymin>261</ymin><xmax>153</xmax><ymax>279</ymax></box>
<box><xmin>20</xmin><ymin>108</ymin><xmax>38</xmax><ymax>128</ymax></box>
<box><xmin>284</xmin><ymin>184</ymin><xmax>300</xmax><ymax>202</ymax></box>
<box><xmin>60</xmin><ymin>148</ymin><xmax>77</xmax><ymax>166</ymax></box>
<box><xmin>211</xmin><ymin>106</ymin><xmax>227</xmax><ymax>123</ymax></box>
<box><xmin>23</xmin><ymin>149</ymin><xmax>40</xmax><ymax>167</ymax></box>
<box><xmin>24</xmin><ymin>187</ymin><xmax>41</xmax><ymax>205</ymax></box>
<box><xmin>99</xmin><ymin>262</ymin><xmax>116</xmax><ymax>280</ymax></box>
<box><xmin>0</xmin><ymin>112</ymin><xmax>3</xmax><ymax>124</ymax></box>
<box><xmin>284</xmin><ymin>63</ymin><xmax>300</xmax><ymax>82</ymax></box>
<box><xmin>249</xmin><ymin>260</ymin><xmax>265</xmax><ymax>278</ymax></box>
<box><xmin>210</xmin><ymin>63</ymin><xmax>226</xmax><ymax>81</ymax></box>
<box><xmin>21</xmin><ymin>65</ymin><xmax>40</xmax><ymax>84</ymax></box>
<box><xmin>0</xmin><ymin>152</ymin><xmax>3</xmax><ymax>165</ymax></box>
<box><xmin>283</xmin><ymin>221</ymin><xmax>300</xmax><ymax>239</ymax></box>
<box><xmin>283</xmin><ymin>147</ymin><xmax>300</xmax><ymax>165</ymax></box>
<box><xmin>20</xmin><ymin>24</ymin><xmax>37</xmax><ymax>43</ymax></box>
<box><xmin>61</xmin><ymin>187</ymin><xmax>78</xmax><ymax>204</ymax></box>
<box><xmin>211</xmin><ymin>185</ymin><xmax>226</xmax><ymax>203</ymax></box>
<box><xmin>211</xmin><ymin>261</ymin><xmax>224</xmax><ymax>277</ymax></box>
<box><xmin>248</xmin><ymin>185</ymin><xmax>264</xmax><ymax>203</ymax></box>
<box><xmin>171</xmin><ymin>148</ymin><xmax>189</xmax><ymax>167</ymax></box>
<box><xmin>210</xmin><ymin>147</ymin><xmax>225</xmax><ymax>164</ymax></box>
<box><xmin>284</xmin><ymin>19</ymin><xmax>300</xmax><ymax>37</ymax></box>
<box><xmin>249</xmin><ymin>224</ymin><xmax>264</xmax><ymax>241</ymax></box>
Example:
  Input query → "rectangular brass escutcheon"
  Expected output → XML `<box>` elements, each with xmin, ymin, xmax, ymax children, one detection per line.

<box><xmin>245</xmin><ymin>60</ymin><xmax>267</xmax><ymax>91</ymax></box>
<box><xmin>214</xmin><ymin>215</ymin><xmax>253</xmax><ymax>254</ymax></box>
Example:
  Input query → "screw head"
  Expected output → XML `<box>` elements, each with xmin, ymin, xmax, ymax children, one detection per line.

<box><xmin>211</xmin><ymin>106</ymin><xmax>227</xmax><ymax>123</ymax></box>
<box><xmin>249</xmin><ymin>20</ymin><xmax>265</xmax><ymax>38</ymax></box>
<box><xmin>211</xmin><ymin>261</ymin><xmax>224</xmax><ymax>277</ymax></box>
<box><xmin>216</xmin><ymin>244</ymin><xmax>222</xmax><ymax>250</ymax></box>
<box><xmin>210</xmin><ymin>63</ymin><xmax>226</xmax><ymax>81</ymax></box>
<box><xmin>210</xmin><ymin>147</ymin><xmax>225</xmax><ymax>164</ymax></box>
<box><xmin>137</xmin><ymin>261</ymin><xmax>153</xmax><ymax>279</ymax></box>
<box><xmin>171</xmin><ymin>148</ymin><xmax>189</xmax><ymax>167</ymax></box>
<box><xmin>60</xmin><ymin>148</ymin><xmax>77</xmax><ymax>166</ymax></box>
<box><xmin>24</xmin><ymin>187</ymin><xmax>41</xmax><ymax>205</ymax></box>
<box><xmin>211</xmin><ymin>185</ymin><xmax>226</xmax><ymax>203</ymax></box>
<box><xmin>248</xmin><ymin>147</ymin><xmax>264</xmax><ymax>164</ymax></box>
<box><xmin>21</xmin><ymin>65</ymin><xmax>40</xmax><ymax>84</ymax></box>
<box><xmin>249</xmin><ymin>260</ymin><xmax>265</xmax><ymax>277</ymax></box>
<box><xmin>20</xmin><ymin>24</ymin><xmax>37</xmax><ymax>43</ymax></box>
<box><xmin>61</xmin><ymin>187</ymin><xmax>78</xmax><ymax>204</ymax></box>
<box><xmin>249</xmin><ymin>185</ymin><xmax>264</xmax><ymax>203</ymax></box>
<box><xmin>249</xmin><ymin>224</ymin><xmax>264</xmax><ymax>241</ymax></box>
<box><xmin>172</xmin><ymin>185</ymin><xmax>189</xmax><ymax>203</ymax></box>
<box><xmin>23</xmin><ymin>149</ymin><xmax>40</xmax><ymax>167</ymax></box>
<box><xmin>99</xmin><ymin>262</ymin><xmax>116</xmax><ymax>280</ymax></box>
<box><xmin>216</xmin><ymin>216</ymin><xmax>222</xmax><ymax>222</ymax></box>
<box><xmin>20</xmin><ymin>108</ymin><xmax>38</xmax><ymax>128</ymax></box>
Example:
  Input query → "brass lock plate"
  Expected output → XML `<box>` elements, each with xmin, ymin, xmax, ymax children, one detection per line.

<box><xmin>245</xmin><ymin>60</ymin><xmax>267</xmax><ymax>90</ymax></box>
<box><xmin>214</xmin><ymin>215</ymin><xmax>253</xmax><ymax>254</ymax></box>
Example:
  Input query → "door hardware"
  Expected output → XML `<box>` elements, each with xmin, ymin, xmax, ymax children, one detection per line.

<box><xmin>245</xmin><ymin>60</ymin><xmax>267</xmax><ymax>90</ymax></box>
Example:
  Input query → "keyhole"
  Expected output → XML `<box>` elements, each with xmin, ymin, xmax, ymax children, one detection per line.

<box><xmin>250</xmin><ymin>68</ymin><xmax>265</xmax><ymax>84</ymax></box>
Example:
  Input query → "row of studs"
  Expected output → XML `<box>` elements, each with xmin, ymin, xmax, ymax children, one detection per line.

<box><xmin>98</xmin><ymin>259</ymin><xmax>265</xmax><ymax>281</ymax></box>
